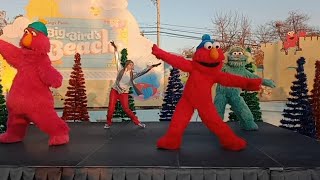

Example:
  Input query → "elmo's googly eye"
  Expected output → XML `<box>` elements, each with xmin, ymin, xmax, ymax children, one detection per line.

<box><xmin>24</xmin><ymin>29</ymin><xmax>29</xmax><ymax>34</ymax></box>
<box><xmin>287</xmin><ymin>31</ymin><xmax>294</xmax><ymax>36</ymax></box>
<box><xmin>213</xmin><ymin>42</ymin><xmax>220</xmax><ymax>49</ymax></box>
<box><xmin>31</xmin><ymin>31</ymin><xmax>37</xmax><ymax>36</ymax></box>
<box><xmin>204</xmin><ymin>42</ymin><xmax>213</xmax><ymax>50</ymax></box>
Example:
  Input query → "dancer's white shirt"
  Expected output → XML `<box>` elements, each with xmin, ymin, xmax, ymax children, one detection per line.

<box><xmin>118</xmin><ymin>70</ymin><xmax>131</xmax><ymax>93</ymax></box>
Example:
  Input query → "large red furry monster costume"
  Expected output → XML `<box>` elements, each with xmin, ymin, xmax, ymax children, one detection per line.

<box><xmin>152</xmin><ymin>34</ymin><xmax>262</xmax><ymax>151</ymax></box>
<box><xmin>0</xmin><ymin>20</ymin><xmax>70</xmax><ymax>146</ymax></box>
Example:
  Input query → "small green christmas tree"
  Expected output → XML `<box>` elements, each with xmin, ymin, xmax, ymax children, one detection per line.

<box><xmin>229</xmin><ymin>62</ymin><xmax>262</xmax><ymax>122</ymax></box>
<box><xmin>113</xmin><ymin>48</ymin><xmax>136</xmax><ymax>121</ymax></box>
<box><xmin>0</xmin><ymin>81</ymin><xmax>8</xmax><ymax>133</ymax></box>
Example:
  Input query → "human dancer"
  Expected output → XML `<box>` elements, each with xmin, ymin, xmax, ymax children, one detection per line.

<box><xmin>105</xmin><ymin>41</ymin><xmax>161</xmax><ymax>129</ymax></box>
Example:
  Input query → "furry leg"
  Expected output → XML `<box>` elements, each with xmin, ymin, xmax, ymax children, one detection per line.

<box><xmin>27</xmin><ymin>110</ymin><xmax>70</xmax><ymax>146</ymax></box>
<box><xmin>214</xmin><ymin>93</ymin><xmax>228</xmax><ymax>119</ymax></box>
<box><xmin>198</xmin><ymin>103</ymin><xmax>247</xmax><ymax>151</ymax></box>
<box><xmin>157</xmin><ymin>97</ymin><xmax>194</xmax><ymax>150</ymax></box>
<box><xmin>229</xmin><ymin>95</ymin><xmax>258</xmax><ymax>130</ymax></box>
<box><xmin>0</xmin><ymin>114</ymin><xmax>29</xmax><ymax>143</ymax></box>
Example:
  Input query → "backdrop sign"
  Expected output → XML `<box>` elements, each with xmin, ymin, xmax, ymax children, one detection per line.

<box><xmin>47</xmin><ymin>18</ymin><xmax>118</xmax><ymax>68</ymax></box>
<box><xmin>44</xmin><ymin>17</ymin><xmax>131</xmax><ymax>107</ymax></box>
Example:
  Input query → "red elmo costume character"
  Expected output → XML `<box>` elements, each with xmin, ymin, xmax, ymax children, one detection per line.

<box><xmin>283</xmin><ymin>31</ymin><xmax>306</xmax><ymax>50</ymax></box>
<box><xmin>0</xmin><ymin>20</ymin><xmax>70</xmax><ymax>146</ymax></box>
<box><xmin>152</xmin><ymin>34</ymin><xmax>262</xmax><ymax>151</ymax></box>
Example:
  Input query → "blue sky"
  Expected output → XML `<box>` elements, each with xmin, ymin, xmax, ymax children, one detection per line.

<box><xmin>128</xmin><ymin>0</ymin><xmax>320</xmax><ymax>52</ymax></box>
<box><xmin>2</xmin><ymin>0</ymin><xmax>320</xmax><ymax>52</ymax></box>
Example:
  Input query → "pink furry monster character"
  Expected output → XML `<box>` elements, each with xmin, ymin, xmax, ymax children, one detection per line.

<box><xmin>0</xmin><ymin>19</ymin><xmax>70</xmax><ymax>146</ymax></box>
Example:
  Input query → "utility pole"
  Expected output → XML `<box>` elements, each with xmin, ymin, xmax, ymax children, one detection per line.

<box><xmin>156</xmin><ymin>0</ymin><xmax>160</xmax><ymax>47</ymax></box>
<box><xmin>151</xmin><ymin>0</ymin><xmax>160</xmax><ymax>46</ymax></box>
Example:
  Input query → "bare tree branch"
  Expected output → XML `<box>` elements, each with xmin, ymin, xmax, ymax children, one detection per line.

<box><xmin>211</xmin><ymin>11</ymin><xmax>252</xmax><ymax>51</ymax></box>
<box><xmin>255</xmin><ymin>10</ymin><xmax>313</xmax><ymax>44</ymax></box>
<box><xmin>179</xmin><ymin>46</ymin><xmax>195</xmax><ymax>58</ymax></box>
<box><xmin>150</xmin><ymin>0</ymin><xmax>157</xmax><ymax>6</ymax></box>
<box><xmin>255</xmin><ymin>23</ymin><xmax>278</xmax><ymax>44</ymax></box>
<box><xmin>286</xmin><ymin>10</ymin><xmax>310</xmax><ymax>32</ymax></box>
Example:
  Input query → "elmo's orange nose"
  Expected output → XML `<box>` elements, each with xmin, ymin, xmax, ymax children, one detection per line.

<box><xmin>210</xmin><ymin>48</ymin><xmax>219</xmax><ymax>60</ymax></box>
<box><xmin>22</xmin><ymin>33</ymin><xmax>32</xmax><ymax>47</ymax></box>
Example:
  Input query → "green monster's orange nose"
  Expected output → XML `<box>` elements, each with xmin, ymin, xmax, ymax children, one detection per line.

<box><xmin>22</xmin><ymin>33</ymin><xmax>33</xmax><ymax>47</ymax></box>
<box><xmin>210</xmin><ymin>48</ymin><xmax>219</xmax><ymax>60</ymax></box>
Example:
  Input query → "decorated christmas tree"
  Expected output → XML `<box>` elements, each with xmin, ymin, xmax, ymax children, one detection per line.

<box><xmin>311</xmin><ymin>60</ymin><xmax>320</xmax><ymax>139</ymax></box>
<box><xmin>229</xmin><ymin>62</ymin><xmax>262</xmax><ymax>122</ymax></box>
<box><xmin>62</xmin><ymin>53</ymin><xmax>90</xmax><ymax>122</ymax></box>
<box><xmin>280</xmin><ymin>57</ymin><xmax>316</xmax><ymax>138</ymax></box>
<box><xmin>0</xmin><ymin>80</ymin><xmax>8</xmax><ymax>133</ymax></box>
<box><xmin>113</xmin><ymin>48</ymin><xmax>136</xmax><ymax>121</ymax></box>
<box><xmin>159</xmin><ymin>68</ymin><xmax>183</xmax><ymax>121</ymax></box>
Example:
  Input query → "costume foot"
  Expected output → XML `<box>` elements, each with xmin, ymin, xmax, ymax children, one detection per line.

<box><xmin>157</xmin><ymin>135</ymin><xmax>181</xmax><ymax>150</ymax></box>
<box><xmin>0</xmin><ymin>132</ymin><xmax>23</xmax><ymax>143</ymax></box>
<box><xmin>240</xmin><ymin>121</ymin><xmax>258</xmax><ymax>131</ymax></box>
<box><xmin>104</xmin><ymin>124</ymin><xmax>111</xmax><ymax>129</ymax></box>
<box><xmin>220</xmin><ymin>136</ymin><xmax>247</xmax><ymax>151</ymax></box>
<box><xmin>49</xmin><ymin>134</ymin><xmax>69</xmax><ymax>146</ymax></box>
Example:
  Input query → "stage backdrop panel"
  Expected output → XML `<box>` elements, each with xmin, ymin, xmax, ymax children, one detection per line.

<box><xmin>0</xmin><ymin>0</ymin><xmax>164</xmax><ymax>108</ymax></box>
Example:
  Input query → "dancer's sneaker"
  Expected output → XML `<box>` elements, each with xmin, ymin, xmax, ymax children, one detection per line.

<box><xmin>137</xmin><ymin>123</ymin><xmax>146</xmax><ymax>128</ymax></box>
<box><xmin>104</xmin><ymin>124</ymin><xmax>111</xmax><ymax>129</ymax></box>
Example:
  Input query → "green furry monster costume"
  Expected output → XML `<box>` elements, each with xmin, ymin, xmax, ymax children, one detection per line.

<box><xmin>214</xmin><ymin>46</ymin><xmax>276</xmax><ymax>130</ymax></box>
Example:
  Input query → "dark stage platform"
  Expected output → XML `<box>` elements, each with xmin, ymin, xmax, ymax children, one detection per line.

<box><xmin>0</xmin><ymin>122</ymin><xmax>320</xmax><ymax>180</ymax></box>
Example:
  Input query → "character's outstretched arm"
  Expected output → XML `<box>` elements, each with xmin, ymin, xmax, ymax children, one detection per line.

<box><xmin>217</xmin><ymin>71</ymin><xmax>262</xmax><ymax>91</ymax></box>
<box><xmin>133</xmin><ymin>63</ymin><xmax>161</xmax><ymax>79</ymax></box>
<box><xmin>38</xmin><ymin>57</ymin><xmax>63</xmax><ymax>88</ymax></box>
<box><xmin>0</xmin><ymin>39</ymin><xmax>23</xmax><ymax>68</ymax></box>
<box><xmin>244</xmin><ymin>70</ymin><xmax>276</xmax><ymax>88</ymax></box>
<box><xmin>152</xmin><ymin>44</ymin><xmax>192</xmax><ymax>72</ymax></box>
<box><xmin>298</xmin><ymin>31</ymin><xmax>306</xmax><ymax>37</ymax></box>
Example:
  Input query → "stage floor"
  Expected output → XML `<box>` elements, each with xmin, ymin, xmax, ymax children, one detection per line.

<box><xmin>0</xmin><ymin>122</ymin><xmax>319</xmax><ymax>168</ymax></box>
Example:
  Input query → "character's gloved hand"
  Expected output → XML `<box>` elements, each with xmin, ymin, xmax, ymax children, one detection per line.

<box><xmin>263</xmin><ymin>79</ymin><xmax>276</xmax><ymax>88</ymax></box>
<box><xmin>51</xmin><ymin>78</ymin><xmax>62</xmax><ymax>88</ymax></box>
<box><xmin>152</xmin><ymin>44</ymin><xmax>166</xmax><ymax>60</ymax></box>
